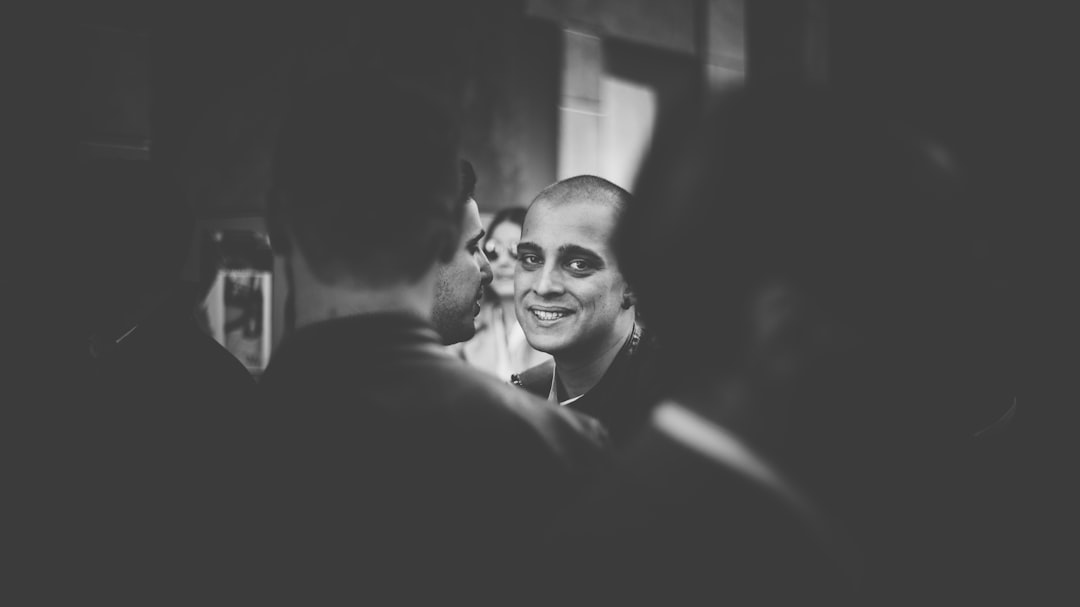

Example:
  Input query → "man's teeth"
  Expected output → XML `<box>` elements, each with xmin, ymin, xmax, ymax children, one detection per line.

<box><xmin>533</xmin><ymin>310</ymin><xmax>567</xmax><ymax>321</ymax></box>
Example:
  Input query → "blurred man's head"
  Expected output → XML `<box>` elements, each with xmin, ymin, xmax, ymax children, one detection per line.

<box><xmin>515</xmin><ymin>176</ymin><xmax>636</xmax><ymax>364</ymax></box>
<box><xmin>269</xmin><ymin>71</ymin><xmax>462</xmax><ymax>289</ymax></box>
<box><xmin>432</xmin><ymin>161</ymin><xmax>493</xmax><ymax>344</ymax></box>
<box><xmin>618</xmin><ymin>85</ymin><xmax>999</xmax><ymax>443</ymax></box>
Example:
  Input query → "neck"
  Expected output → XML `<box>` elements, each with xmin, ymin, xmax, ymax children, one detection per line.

<box><xmin>555</xmin><ymin>311</ymin><xmax>635</xmax><ymax>400</ymax></box>
<box><xmin>289</xmin><ymin>252</ymin><xmax>436</xmax><ymax>330</ymax></box>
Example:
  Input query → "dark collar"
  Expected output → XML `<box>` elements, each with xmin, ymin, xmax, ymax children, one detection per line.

<box><xmin>555</xmin><ymin>323</ymin><xmax>644</xmax><ymax>402</ymax></box>
<box><xmin>512</xmin><ymin>324</ymin><xmax>648</xmax><ymax>400</ymax></box>
<box><xmin>276</xmin><ymin>311</ymin><xmax>443</xmax><ymax>358</ymax></box>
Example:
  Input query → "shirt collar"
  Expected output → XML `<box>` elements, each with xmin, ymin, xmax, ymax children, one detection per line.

<box><xmin>548</xmin><ymin>323</ymin><xmax>642</xmax><ymax>406</ymax></box>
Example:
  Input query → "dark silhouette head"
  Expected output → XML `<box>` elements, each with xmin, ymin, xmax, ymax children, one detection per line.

<box><xmin>617</xmin><ymin>85</ymin><xmax>1006</xmax><ymax>466</ymax></box>
<box><xmin>269</xmin><ymin>70</ymin><xmax>462</xmax><ymax>287</ymax></box>
<box><xmin>622</xmin><ymin>85</ymin><xmax>980</xmax><ymax>384</ymax></box>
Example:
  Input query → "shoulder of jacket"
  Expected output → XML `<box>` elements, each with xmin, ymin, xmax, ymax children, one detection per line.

<box><xmin>510</xmin><ymin>359</ymin><xmax>555</xmax><ymax>397</ymax></box>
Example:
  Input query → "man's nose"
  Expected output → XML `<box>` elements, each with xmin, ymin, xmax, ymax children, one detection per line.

<box><xmin>476</xmin><ymin>250</ymin><xmax>494</xmax><ymax>286</ymax></box>
<box><xmin>533</xmin><ymin>264</ymin><xmax>564</xmax><ymax>296</ymax></box>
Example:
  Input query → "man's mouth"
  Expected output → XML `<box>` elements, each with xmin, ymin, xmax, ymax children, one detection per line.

<box><xmin>529</xmin><ymin>307</ymin><xmax>572</xmax><ymax>322</ymax></box>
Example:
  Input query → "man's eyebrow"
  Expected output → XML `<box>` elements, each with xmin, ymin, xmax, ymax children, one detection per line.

<box><xmin>517</xmin><ymin>241</ymin><xmax>540</xmax><ymax>252</ymax></box>
<box><xmin>466</xmin><ymin>229</ymin><xmax>486</xmax><ymax>249</ymax></box>
<box><xmin>558</xmin><ymin>244</ymin><xmax>604</xmax><ymax>264</ymax></box>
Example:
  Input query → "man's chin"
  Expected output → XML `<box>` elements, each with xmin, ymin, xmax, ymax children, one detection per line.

<box><xmin>437</xmin><ymin>320</ymin><xmax>477</xmax><ymax>346</ymax></box>
<box><xmin>521</xmin><ymin>331</ymin><xmax>567</xmax><ymax>356</ymax></box>
<box><xmin>457</xmin><ymin>324</ymin><xmax>478</xmax><ymax>345</ymax></box>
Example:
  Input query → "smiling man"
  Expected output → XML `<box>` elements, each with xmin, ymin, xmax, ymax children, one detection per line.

<box><xmin>512</xmin><ymin>175</ymin><xmax>662</xmax><ymax>445</ymax></box>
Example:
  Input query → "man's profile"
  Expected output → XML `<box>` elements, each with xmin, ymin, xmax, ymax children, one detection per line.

<box><xmin>431</xmin><ymin>160</ymin><xmax>493</xmax><ymax>345</ymax></box>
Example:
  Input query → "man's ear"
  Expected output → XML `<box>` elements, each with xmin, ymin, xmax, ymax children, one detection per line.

<box><xmin>266</xmin><ymin>189</ymin><xmax>292</xmax><ymax>255</ymax></box>
<box><xmin>433</xmin><ymin>201</ymin><xmax>466</xmax><ymax>264</ymax></box>
<box><xmin>621</xmin><ymin>287</ymin><xmax>637</xmax><ymax>310</ymax></box>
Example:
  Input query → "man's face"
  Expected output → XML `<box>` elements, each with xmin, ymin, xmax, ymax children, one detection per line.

<box><xmin>433</xmin><ymin>199</ymin><xmax>493</xmax><ymax>345</ymax></box>
<box><xmin>515</xmin><ymin>199</ymin><xmax>630</xmax><ymax>361</ymax></box>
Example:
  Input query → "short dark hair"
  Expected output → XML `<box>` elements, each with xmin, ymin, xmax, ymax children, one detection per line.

<box><xmin>460</xmin><ymin>160</ymin><xmax>477</xmax><ymax>202</ymax></box>
<box><xmin>271</xmin><ymin>70</ymin><xmax>462</xmax><ymax>285</ymax></box>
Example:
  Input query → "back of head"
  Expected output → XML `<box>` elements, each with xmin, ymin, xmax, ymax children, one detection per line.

<box><xmin>618</xmin><ymin>83</ymin><xmax>1006</xmax><ymax>604</ymax></box>
<box><xmin>270</xmin><ymin>69</ymin><xmax>462</xmax><ymax>286</ymax></box>
<box><xmin>618</xmin><ymin>85</ymin><xmax>1010</xmax><ymax>472</ymax></box>
<box><xmin>622</xmin><ymin>86</ymin><xmax>979</xmax><ymax>382</ymax></box>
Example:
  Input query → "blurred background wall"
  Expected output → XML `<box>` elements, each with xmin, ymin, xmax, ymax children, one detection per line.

<box><xmin>76</xmin><ymin>1</ymin><xmax>749</xmax><ymax>214</ymax></box>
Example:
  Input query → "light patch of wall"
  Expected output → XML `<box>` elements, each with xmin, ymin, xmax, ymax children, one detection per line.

<box><xmin>599</xmin><ymin>76</ymin><xmax>657</xmax><ymax>191</ymax></box>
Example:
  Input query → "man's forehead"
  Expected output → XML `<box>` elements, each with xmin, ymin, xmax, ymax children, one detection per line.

<box><xmin>522</xmin><ymin>197</ymin><xmax>618</xmax><ymax>249</ymax></box>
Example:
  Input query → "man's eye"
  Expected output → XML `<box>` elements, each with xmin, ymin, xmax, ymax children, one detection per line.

<box><xmin>567</xmin><ymin>259</ymin><xmax>592</xmax><ymax>272</ymax></box>
<box><xmin>519</xmin><ymin>253</ymin><xmax>541</xmax><ymax>266</ymax></box>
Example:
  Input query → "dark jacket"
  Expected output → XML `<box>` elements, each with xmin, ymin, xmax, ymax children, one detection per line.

<box><xmin>70</xmin><ymin>283</ymin><xmax>257</xmax><ymax>602</ymax></box>
<box><xmin>512</xmin><ymin>323</ymin><xmax>664</xmax><ymax>446</ymax></box>
<box><xmin>545</xmin><ymin>400</ymin><xmax>857</xmax><ymax>606</ymax></box>
<box><xmin>252</xmin><ymin>312</ymin><xmax>607</xmax><ymax>604</ymax></box>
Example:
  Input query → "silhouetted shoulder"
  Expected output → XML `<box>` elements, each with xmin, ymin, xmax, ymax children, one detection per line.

<box><xmin>427</xmin><ymin>354</ymin><xmax>609</xmax><ymax>460</ymax></box>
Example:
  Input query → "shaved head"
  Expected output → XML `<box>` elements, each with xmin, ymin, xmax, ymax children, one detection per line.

<box><xmin>517</xmin><ymin>175</ymin><xmax>637</xmax><ymax>364</ymax></box>
<box><xmin>531</xmin><ymin>175</ymin><xmax>631</xmax><ymax>216</ymax></box>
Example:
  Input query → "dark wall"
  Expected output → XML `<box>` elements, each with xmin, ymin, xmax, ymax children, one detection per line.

<box><xmin>461</xmin><ymin>15</ymin><xmax>560</xmax><ymax>212</ymax></box>
<box><xmin>149</xmin><ymin>7</ymin><xmax>298</xmax><ymax>217</ymax></box>
<box><xmin>78</xmin><ymin>23</ymin><xmax>150</xmax><ymax>158</ymax></box>
<box><xmin>145</xmin><ymin>2</ymin><xmax>558</xmax><ymax>217</ymax></box>
<box><xmin>605</xmin><ymin>36</ymin><xmax>702</xmax><ymax>130</ymax></box>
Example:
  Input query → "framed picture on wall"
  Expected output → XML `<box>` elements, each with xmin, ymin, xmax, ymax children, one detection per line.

<box><xmin>204</xmin><ymin>263</ymin><xmax>272</xmax><ymax>373</ymax></box>
<box><xmin>184</xmin><ymin>216</ymin><xmax>286</xmax><ymax>375</ymax></box>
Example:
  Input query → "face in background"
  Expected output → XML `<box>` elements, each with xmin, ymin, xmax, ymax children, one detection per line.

<box><xmin>433</xmin><ymin>199</ymin><xmax>493</xmax><ymax>344</ymax></box>
<box><xmin>515</xmin><ymin>199</ymin><xmax>632</xmax><ymax>362</ymax></box>
<box><xmin>484</xmin><ymin>219</ymin><xmax>522</xmax><ymax>299</ymax></box>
